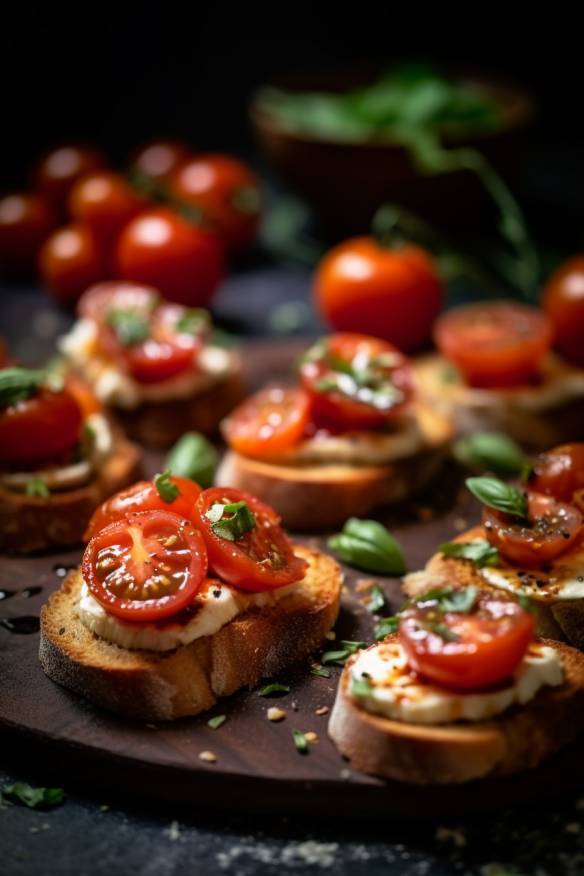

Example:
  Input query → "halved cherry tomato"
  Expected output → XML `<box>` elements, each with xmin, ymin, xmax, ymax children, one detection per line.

<box><xmin>84</xmin><ymin>475</ymin><xmax>202</xmax><ymax>541</ymax></box>
<box><xmin>130</xmin><ymin>139</ymin><xmax>192</xmax><ymax>184</ymax></box>
<box><xmin>529</xmin><ymin>444</ymin><xmax>584</xmax><ymax>503</ymax></box>
<box><xmin>223</xmin><ymin>386</ymin><xmax>311</xmax><ymax>456</ymax></box>
<box><xmin>34</xmin><ymin>144</ymin><xmax>106</xmax><ymax>214</ymax></box>
<box><xmin>0</xmin><ymin>193</ymin><xmax>56</xmax><ymax>274</ymax></box>
<box><xmin>115</xmin><ymin>207</ymin><xmax>223</xmax><ymax>307</ymax></box>
<box><xmin>169</xmin><ymin>154</ymin><xmax>261</xmax><ymax>252</ymax></box>
<box><xmin>78</xmin><ymin>281</ymin><xmax>159</xmax><ymax>322</ymax></box>
<box><xmin>68</xmin><ymin>171</ymin><xmax>145</xmax><ymax>243</ymax></box>
<box><xmin>542</xmin><ymin>256</ymin><xmax>584</xmax><ymax>367</ymax></box>
<box><xmin>434</xmin><ymin>301</ymin><xmax>553</xmax><ymax>388</ymax></box>
<box><xmin>39</xmin><ymin>223</ymin><xmax>108</xmax><ymax>306</ymax></box>
<box><xmin>399</xmin><ymin>591</ymin><xmax>534</xmax><ymax>691</ymax></box>
<box><xmin>314</xmin><ymin>238</ymin><xmax>443</xmax><ymax>353</ymax></box>
<box><xmin>192</xmin><ymin>487</ymin><xmax>308</xmax><ymax>591</ymax></box>
<box><xmin>483</xmin><ymin>491</ymin><xmax>583</xmax><ymax>567</ymax></box>
<box><xmin>83</xmin><ymin>510</ymin><xmax>207</xmax><ymax>621</ymax></box>
<box><xmin>0</xmin><ymin>387</ymin><xmax>82</xmax><ymax>467</ymax></box>
<box><xmin>574</xmin><ymin>490</ymin><xmax>584</xmax><ymax>514</ymax></box>
<box><xmin>299</xmin><ymin>333</ymin><xmax>413</xmax><ymax>431</ymax></box>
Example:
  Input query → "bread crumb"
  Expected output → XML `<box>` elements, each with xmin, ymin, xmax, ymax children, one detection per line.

<box><xmin>339</xmin><ymin>768</ymin><xmax>351</xmax><ymax>780</ymax></box>
<box><xmin>99</xmin><ymin>804</ymin><xmax>110</xmax><ymax>812</ymax></box>
<box><xmin>304</xmin><ymin>731</ymin><xmax>318</xmax><ymax>743</ymax></box>
<box><xmin>355</xmin><ymin>579</ymin><xmax>377</xmax><ymax>593</ymax></box>
<box><xmin>453</xmin><ymin>517</ymin><xmax>468</xmax><ymax>532</ymax></box>
<box><xmin>267</xmin><ymin>707</ymin><xmax>286</xmax><ymax>722</ymax></box>
<box><xmin>291</xmin><ymin>700</ymin><xmax>299</xmax><ymax>711</ymax></box>
<box><xmin>199</xmin><ymin>750</ymin><xmax>217</xmax><ymax>763</ymax></box>
<box><xmin>325</xmin><ymin>631</ymin><xmax>336</xmax><ymax>640</ymax></box>
<box><xmin>315</xmin><ymin>706</ymin><xmax>329</xmax><ymax>716</ymax></box>
<box><xmin>166</xmin><ymin>820</ymin><xmax>180</xmax><ymax>841</ymax></box>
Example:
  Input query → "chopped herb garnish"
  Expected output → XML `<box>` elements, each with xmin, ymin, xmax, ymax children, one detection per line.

<box><xmin>416</xmin><ymin>585</ymin><xmax>479</xmax><ymax>614</ymax></box>
<box><xmin>207</xmin><ymin>500</ymin><xmax>256</xmax><ymax>542</ymax></box>
<box><xmin>2</xmin><ymin>783</ymin><xmax>65</xmax><ymax>809</ymax></box>
<box><xmin>258</xmin><ymin>683</ymin><xmax>290</xmax><ymax>697</ymax></box>
<box><xmin>207</xmin><ymin>715</ymin><xmax>227</xmax><ymax>730</ymax></box>
<box><xmin>166</xmin><ymin>432</ymin><xmax>218</xmax><ymax>489</ymax></box>
<box><xmin>310</xmin><ymin>666</ymin><xmax>331</xmax><ymax>678</ymax></box>
<box><xmin>106</xmin><ymin>309</ymin><xmax>150</xmax><ymax>346</ymax></box>
<box><xmin>0</xmin><ymin>367</ymin><xmax>46</xmax><ymax>407</ymax></box>
<box><xmin>154</xmin><ymin>470</ymin><xmax>180</xmax><ymax>503</ymax></box>
<box><xmin>440</xmin><ymin>539</ymin><xmax>499</xmax><ymax>568</ymax></box>
<box><xmin>374</xmin><ymin>615</ymin><xmax>400</xmax><ymax>641</ymax></box>
<box><xmin>351</xmin><ymin>675</ymin><xmax>373</xmax><ymax>697</ymax></box>
<box><xmin>365</xmin><ymin>583</ymin><xmax>386</xmax><ymax>614</ymax></box>
<box><xmin>321</xmin><ymin>641</ymin><xmax>367</xmax><ymax>666</ymax></box>
<box><xmin>25</xmin><ymin>477</ymin><xmax>50</xmax><ymax>498</ymax></box>
<box><xmin>517</xmin><ymin>592</ymin><xmax>535</xmax><ymax>614</ymax></box>
<box><xmin>291</xmin><ymin>729</ymin><xmax>308</xmax><ymax>755</ymax></box>
<box><xmin>454</xmin><ymin>432</ymin><xmax>527</xmax><ymax>477</ymax></box>
<box><xmin>328</xmin><ymin>518</ymin><xmax>406</xmax><ymax>576</ymax></box>
<box><xmin>422</xmin><ymin>620</ymin><xmax>460</xmax><ymax>642</ymax></box>
<box><xmin>176</xmin><ymin>308</ymin><xmax>210</xmax><ymax>336</ymax></box>
<box><xmin>466</xmin><ymin>476</ymin><xmax>528</xmax><ymax>519</ymax></box>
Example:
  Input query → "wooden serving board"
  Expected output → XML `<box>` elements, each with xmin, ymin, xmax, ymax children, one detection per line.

<box><xmin>1</xmin><ymin>341</ymin><xmax>582</xmax><ymax>817</ymax></box>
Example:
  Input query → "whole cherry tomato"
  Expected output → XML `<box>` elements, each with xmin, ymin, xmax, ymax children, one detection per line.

<box><xmin>223</xmin><ymin>386</ymin><xmax>311</xmax><ymax>457</ymax></box>
<box><xmin>170</xmin><ymin>154</ymin><xmax>261</xmax><ymax>252</ymax></box>
<box><xmin>0</xmin><ymin>193</ymin><xmax>56</xmax><ymax>274</ymax></box>
<box><xmin>399</xmin><ymin>589</ymin><xmax>534</xmax><ymax>691</ymax></box>
<box><xmin>68</xmin><ymin>171</ymin><xmax>145</xmax><ymax>243</ymax></box>
<box><xmin>434</xmin><ymin>301</ymin><xmax>553</xmax><ymax>388</ymax></box>
<box><xmin>83</xmin><ymin>510</ymin><xmax>207</xmax><ymax>621</ymax></box>
<box><xmin>529</xmin><ymin>443</ymin><xmax>584</xmax><ymax>503</ymax></box>
<box><xmin>33</xmin><ymin>144</ymin><xmax>106</xmax><ymax>214</ymax></box>
<box><xmin>130</xmin><ymin>139</ymin><xmax>192</xmax><ymax>184</ymax></box>
<box><xmin>39</xmin><ymin>223</ymin><xmax>108</xmax><ymax>306</ymax></box>
<box><xmin>314</xmin><ymin>238</ymin><xmax>443</xmax><ymax>353</ymax></box>
<box><xmin>541</xmin><ymin>256</ymin><xmax>584</xmax><ymax>367</ymax></box>
<box><xmin>0</xmin><ymin>385</ymin><xmax>82</xmax><ymax>467</ymax></box>
<box><xmin>115</xmin><ymin>207</ymin><xmax>223</xmax><ymax>306</ymax></box>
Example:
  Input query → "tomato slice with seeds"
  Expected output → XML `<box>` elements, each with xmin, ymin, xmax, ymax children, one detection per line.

<box><xmin>529</xmin><ymin>443</ymin><xmax>584</xmax><ymax>503</ymax></box>
<box><xmin>299</xmin><ymin>333</ymin><xmax>413</xmax><ymax>431</ymax></box>
<box><xmin>192</xmin><ymin>487</ymin><xmax>308</xmax><ymax>592</ymax></box>
<box><xmin>399</xmin><ymin>590</ymin><xmax>534</xmax><ymax>691</ymax></box>
<box><xmin>223</xmin><ymin>386</ymin><xmax>311</xmax><ymax>456</ymax></box>
<box><xmin>434</xmin><ymin>301</ymin><xmax>553</xmax><ymax>388</ymax></box>
<box><xmin>83</xmin><ymin>511</ymin><xmax>207</xmax><ymax>621</ymax></box>
<box><xmin>483</xmin><ymin>491</ymin><xmax>583</xmax><ymax>567</ymax></box>
<box><xmin>84</xmin><ymin>476</ymin><xmax>202</xmax><ymax>541</ymax></box>
<box><xmin>0</xmin><ymin>386</ymin><xmax>82</xmax><ymax>467</ymax></box>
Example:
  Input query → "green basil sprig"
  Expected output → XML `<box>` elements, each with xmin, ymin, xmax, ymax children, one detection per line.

<box><xmin>321</xmin><ymin>640</ymin><xmax>367</xmax><ymax>666</ymax></box>
<box><xmin>351</xmin><ymin>675</ymin><xmax>373</xmax><ymax>697</ymax></box>
<box><xmin>1</xmin><ymin>783</ymin><xmax>65</xmax><ymax>809</ymax></box>
<box><xmin>292</xmin><ymin>729</ymin><xmax>308</xmax><ymax>755</ymax></box>
<box><xmin>106</xmin><ymin>309</ymin><xmax>150</xmax><ymax>346</ymax></box>
<box><xmin>328</xmin><ymin>518</ymin><xmax>406</xmax><ymax>576</ymax></box>
<box><xmin>154</xmin><ymin>470</ymin><xmax>180</xmax><ymax>503</ymax></box>
<box><xmin>25</xmin><ymin>477</ymin><xmax>50</xmax><ymax>498</ymax></box>
<box><xmin>466</xmin><ymin>476</ymin><xmax>528</xmax><ymax>519</ymax></box>
<box><xmin>166</xmin><ymin>432</ymin><xmax>218</xmax><ymax>489</ymax></box>
<box><xmin>365</xmin><ymin>583</ymin><xmax>386</xmax><ymax>614</ymax></box>
<box><xmin>440</xmin><ymin>539</ymin><xmax>499</xmax><ymax>568</ymax></box>
<box><xmin>374</xmin><ymin>615</ymin><xmax>400</xmax><ymax>641</ymax></box>
<box><xmin>258</xmin><ymin>683</ymin><xmax>290</xmax><ymax>697</ymax></box>
<box><xmin>416</xmin><ymin>585</ymin><xmax>479</xmax><ymax>614</ymax></box>
<box><xmin>176</xmin><ymin>308</ymin><xmax>210</xmax><ymax>336</ymax></box>
<box><xmin>0</xmin><ymin>367</ymin><xmax>46</xmax><ymax>407</ymax></box>
<box><xmin>207</xmin><ymin>501</ymin><xmax>256</xmax><ymax>542</ymax></box>
<box><xmin>454</xmin><ymin>432</ymin><xmax>528</xmax><ymax>477</ymax></box>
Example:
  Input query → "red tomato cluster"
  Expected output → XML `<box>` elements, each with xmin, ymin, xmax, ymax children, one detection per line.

<box><xmin>0</xmin><ymin>141</ymin><xmax>262</xmax><ymax>308</ymax></box>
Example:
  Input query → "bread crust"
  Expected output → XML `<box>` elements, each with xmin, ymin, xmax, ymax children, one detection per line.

<box><xmin>39</xmin><ymin>545</ymin><xmax>342</xmax><ymax>721</ymax></box>
<box><xmin>216</xmin><ymin>402</ymin><xmax>453</xmax><ymax>530</ymax></box>
<box><xmin>328</xmin><ymin>635</ymin><xmax>584</xmax><ymax>784</ymax></box>
<box><xmin>403</xmin><ymin>526</ymin><xmax>584</xmax><ymax>650</ymax></box>
<box><xmin>0</xmin><ymin>437</ymin><xmax>141</xmax><ymax>554</ymax></box>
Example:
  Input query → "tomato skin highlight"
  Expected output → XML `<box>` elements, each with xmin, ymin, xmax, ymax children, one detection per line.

<box><xmin>483</xmin><ymin>492</ymin><xmax>583</xmax><ymax>567</ymax></box>
<box><xmin>315</xmin><ymin>238</ymin><xmax>443</xmax><ymax>353</ymax></box>
<box><xmin>0</xmin><ymin>193</ymin><xmax>56</xmax><ymax>274</ymax></box>
<box><xmin>84</xmin><ymin>476</ymin><xmax>202</xmax><ymax>541</ymax></box>
<box><xmin>223</xmin><ymin>386</ymin><xmax>311</xmax><ymax>456</ymax></box>
<box><xmin>130</xmin><ymin>140</ymin><xmax>192</xmax><ymax>183</ymax></box>
<box><xmin>68</xmin><ymin>171</ymin><xmax>145</xmax><ymax>244</ymax></box>
<box><xmin>0</xmin><ymin>387</ymin><xmax>82</xmax><ymax>467</ymax></box>
<box><xmin>399</xmin><ymin>592</ymin><xmax>534</xmax><ymax>691</ymax></box>
<box><xmin>434</xmin><ymin>301</ymin><xmax>553</xmax><ymax>388</ymax></box>
<box><xmin>34</xmin><ymin>144</ymin><xmax>106</xmax><ymax>214</ymax></box>
<box><xmin>193</xmin><ymin>487</ymin><xmax>308</xmax><ymax>592</ymax></box>
<box><xmin>529</xmin><ymin>444</ymin><xmax>584</xmax><ymax>503</ymax></box>
<box><xmin>83</xmin><ymin>510</ymin><xmax>207</xmax><ymax>621</ymax></box>
<box><xmin>542</xmin><ymin>256</ymin><xmax>584</xmax><ymax>367</ymax></box>
<box><xmin>39</xmin><ymin>223</ymin><xmax>108</xmax><ymax>306</ymax></box>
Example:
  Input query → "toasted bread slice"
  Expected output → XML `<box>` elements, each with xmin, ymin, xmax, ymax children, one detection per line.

<box><xmin>414</xmin><ymin>353</ymin><xmax>584</xmax><ymax>449</ymax></box>
<box><xmin>115</xmin><ymin>370</ymin><xmax>245</xmax><ymax>449</ymax></box>
<box><xmin>39</xmin><ymin>545</ymin><xmax>342</xmax><ymax>721</ymax></box>
<box><xmin>328</xmin><ymin>635</ymin><xmax>584</xmax><ymax>784</ymax></box>
<box><xmin>0</xmin><ymin>438</ymin><xmax>141</xmax><ymax>554</ymax></box>
<box><xmin>403</xmin><ymin>526</ymin><xmax>584</xmax><ymax>649</ymax></box>
<box><xmin>216</xmin><ymin>403</ymin><xmax>453</xmax><ymax>530</ymax></box>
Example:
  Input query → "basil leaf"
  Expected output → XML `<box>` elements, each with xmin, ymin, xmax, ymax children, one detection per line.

<box><xmin>106</xmin><ymin>309</ymin><xmax>150</xmax><ymax>346</ymax></box>
<box><xmin>258</xmin><ymin>683</ymin><xmax>290</xmax><ymax>697</ymax></box>
<box><xmin>25</xmin><ymin>477</ymin><xmax>50</xmax><ymax>498</ymax></box>
<box><xmin>2</xmin><ymin>783</ymin><xmax>65</xmax><ymax>809</ymax></box>
<box><xmin>208</xmin><ymin>501</ymin><xmax>256</xmax><ymax>542</ymax></box>
<box><xmin>207</xmin><ymin>715</ymin><xmax>227</xmax><ymax>729</ymax></box>
<box><xmin>176</xmin><ymin>308</ymin><xmax>210</xmax><ymax>336</ymax></box>
<box><xmin>0</xmin><ymin>367</ymin><xmax>46</xmax><ymax>407</ymax></box>
<box><xmin>328</xmin><ymin>517</ymin><xmax>406</xmax><ymax>576</ymax></box>
<box><xmin>416</xmin><ymin>585</ymin><xmax>479</xmax><ymax>614</ymax></box>
<box><xmin>310</xmin><ymin>666</ymin><xmax>331</xmax><ymax>678</ymax></box>
<box><xmin>154</xmin><ymin>470</ymin><xmax>180</xmax><ymax>503</ymax></box>
<box><xmin>440</xmin><ymin>539</ymin><xmax>499</xmax><ymax>568</ymax></box>
<box><xmin>375</xmin><ymin>615</ymin><xmax>400</xmax><ymax>641</ymax></box>
<box><xmin>166</xmin><ymin>432</ymin><xmax>218</xmax><ymax>489</ymax></box>
<box><xmin>365</xmin><ymin>583</ymin><xmax>386</xmax><ymax>614</ymax></box>
<box><xmin>423</xmin><ymin>620</ymin><xmax>460</xmax><ymax>642</ymax></box>
<box><xmin>292</xmin><ymin>729</ymin><xmax>308</xmax><ymax>755</ymax></box>
<box><xmin>454</xmin><ymin>432</ymin><xmax>527</xmax><ymax>476</ymax></box>
<box><xmin>321</xmin><ymin>641</ymin><xmax>367</xmax><ymax>665</ymax></box>
<box><xmin>466</xmin><ymin>476</ymin><xmax>528</xmax><ymax>519</ymax></box>
<box><xmin>351</xmin><ymin>675</ymin><xmax>373</xmax><ymax>697</ymax></box>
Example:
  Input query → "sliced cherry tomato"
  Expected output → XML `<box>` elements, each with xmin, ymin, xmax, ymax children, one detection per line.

<box><xmin>0</xmin><ymin>193</ymin><xmax>56</xmax><ymax>274</ymax></box>
<box><xmin>299</xmin><ymin>333</ymin><xmax>413</xmax><ymax>431</ymax></box>
<box><xmin>68</xmin><ymin>171</ymin><xmax>145</xmax><ymax>243</ymax></box>
<box><xmin>170</xmin><ymin>154</ymin><xmax>261</xmax><ymax>252</ymax></box>
<box><xmin>83</xmin><ymin>510</ymin><xmax>207</xmax><ymax>621</ymax></box>
<box><xmin>130</xmin><ymin>139</ymin><xmax>192</xmax><ymax>183</ymax></box>
<box><xmin>39</xmin><ymin>224</ymin><xmax>108</xmax><ymax>306</ymax></box>
<box><xmin>574</xmin><ymin>490</ymin><xmax>584</xmax><ymax>514</ymax></box>
<box><xmin>115</xmin><ymin>207</ymin><xmax>223</xmax><ymax>307</ymax></box>
<box><xmin>434</xmin><ymin>301</ymin><xmax>553</xmax><ymax>388</ymax></box>
<box><xmin>314</xmin><ymin>237</ymin><xmax>443</xmax><ymax>353</ymax></box>
<box><xmin>78</xmin><ymin>280</ymin><xmax>159</xmax><ymax>322</ymax></box>
<box><xmin>192</xmin><ymin>487</ymin><xmax>308</xmax><ymax>592</ymax></box>
<box><xmin>34</xmin><ymin>144</ymin><xmax>106</xmax><ymax>214</ymax></box>
<box><xmin>84</xmin><ymin>475</ymin><xmax>202</xmax><ymax>541</ymax></box>
<box><xmin>529</xmin><ymin>444</ymin><xmax>584</xmax><ymax>503</ymax></box>
<box><xmin>0</xmin><ymin>386</ymin><xmax>82</xmax><ymax>467</ymax></box>
<box><xmin>542</xmin><ymin>256</ymin><xmax>584</xmax><ymax>367</ymax></box>
<box><xmin>223</xmin><ymin>386</ymin><xmax>311</xmax><ymax>456</ymax></box>
<box><xmin>483</xmin><ymin>491</ymin><xmax>583</xmax><ymax>567</ymax></box>
<box><xmin>399</xmin><ymin>590</ymin><xmax>534</xmax><ymax>691</ymax></box>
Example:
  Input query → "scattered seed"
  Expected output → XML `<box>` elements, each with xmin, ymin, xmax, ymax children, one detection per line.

<box><xmin>267</xmin><ymin>707</ymin><xmax>286</xmax><ymax>722</ymax></box>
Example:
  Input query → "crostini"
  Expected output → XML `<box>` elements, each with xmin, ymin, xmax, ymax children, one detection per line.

<box><xmin>404</xmin><ymin>443</ymin><xmax>584</xmax><ymax>649</ymax></box>
<box><xmin>40</xmin><ymin>476</ymin><xmax>342</xmax><ymax>720</ymax></box>
<box><xmin>59</xmin><ymin>281</ymin><xmax>244</xmax><ymax>448</ymax></box>
<box><xmin>0</xmin><ymin>367</ymin><xmax>140</xmax><ymax>553</ymax></box>
<box><xmin>414</xmin><ymin>301</ymin><xmax>584</xmax><ymax>448</ymax></box>
<box><xmin>329</xmin><ymin>587</ymin><xmax>584</xmax><ymax>783</ymax></box>
<box><xmin>216</xmin><ymin>333</ymin><xmax>454</xmax><ymax>530</ymax></box>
